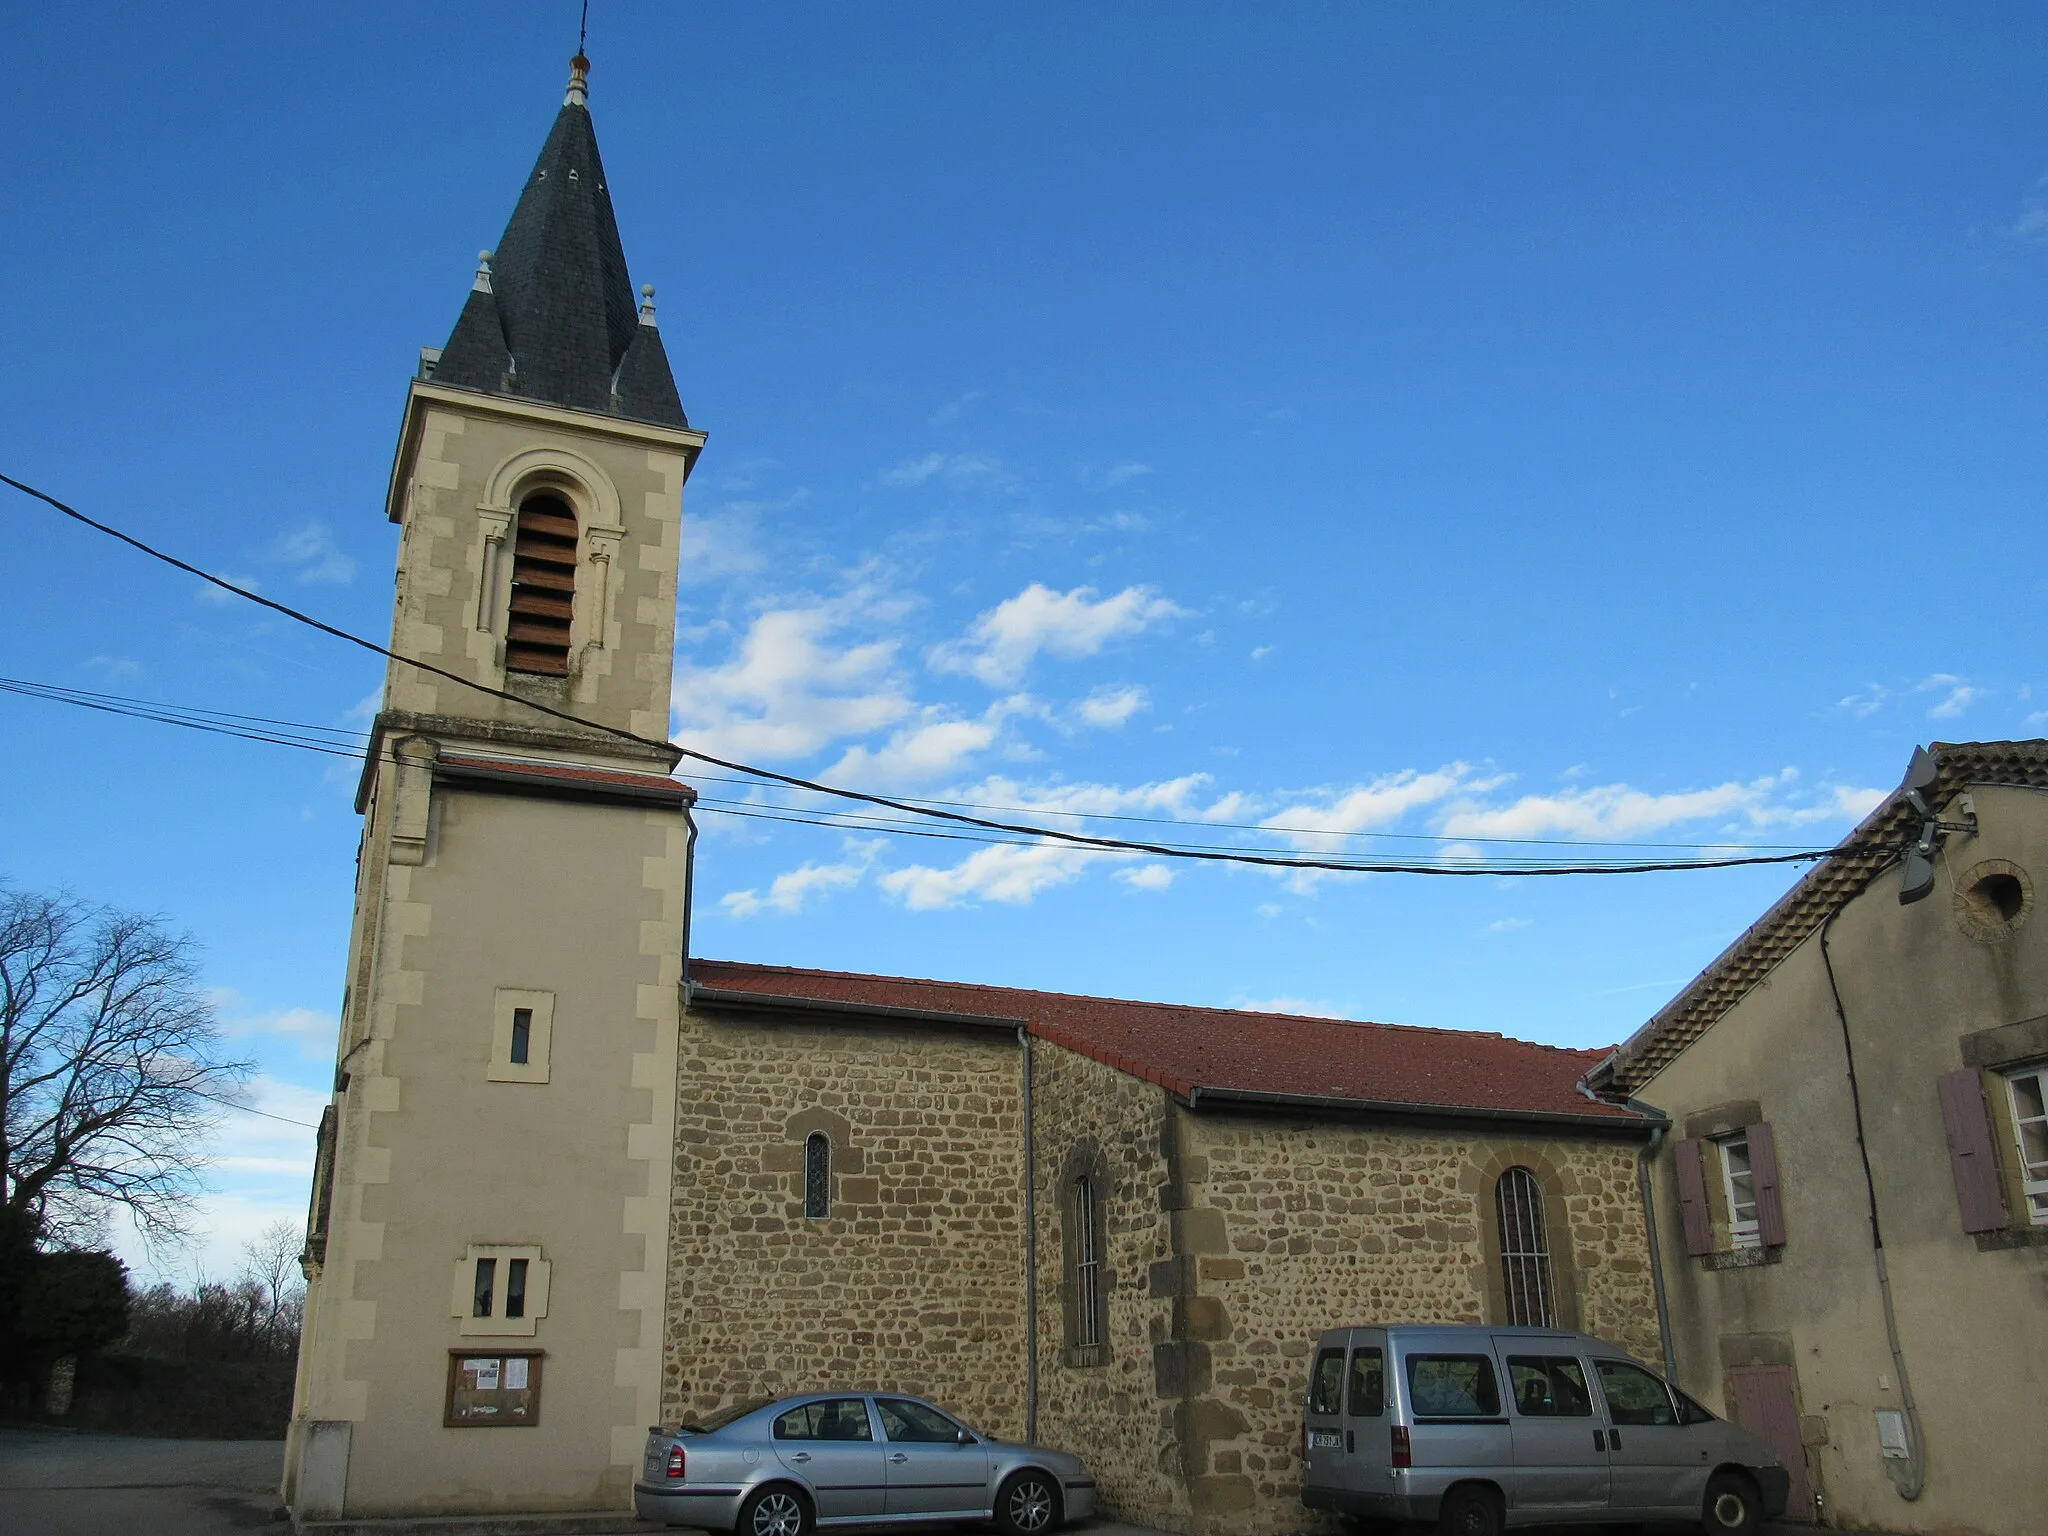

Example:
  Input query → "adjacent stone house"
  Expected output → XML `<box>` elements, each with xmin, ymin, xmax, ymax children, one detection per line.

<box><xmin>284</xmin><ymin>55</ymin><xmax>1664</xmax><ymax>1531</ymax></box>
<box><xmin>1588</xmin><ymin>740</ymin><xmax>2048</xmax><ymax>1536</ymax></box>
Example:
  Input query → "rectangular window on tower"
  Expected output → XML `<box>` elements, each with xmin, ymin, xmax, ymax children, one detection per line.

<box><xmin>452</xmin><ymin>1247</ymin><xmax>550</xmax><ymax>1338</ymax></box>
<box><xmin>488</xmin><ymin>989</ymin><xmax>553</xmax><ymax>1083</ymax></box>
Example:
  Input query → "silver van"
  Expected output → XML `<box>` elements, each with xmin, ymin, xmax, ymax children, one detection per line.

<box><xmin>1299</xmin><ymin>1326</ymin><xmax>1790</xmax><ymax>1535</ymax></box>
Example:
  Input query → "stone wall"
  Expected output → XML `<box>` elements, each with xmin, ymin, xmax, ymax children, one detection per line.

<box><xmin>1029</xmin><ymin>1041</ymin><xmax>1181</xmax><ymax>1531</ymax></box>
<box><xmin>661</xmin><ymin>1007</ymin><xmax>1028</xmax><ymax>1436</ymax></box>
<box><xmin>1171</xmin><ymin>1113</ymin><xmax>1656</xmax><ymax>1536</ymax></box>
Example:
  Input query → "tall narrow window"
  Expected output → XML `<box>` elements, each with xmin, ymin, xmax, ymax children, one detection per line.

<box><xmin>1716</xmin><ymin>1133</ymin><xmax>1762</xmax><ymax>1249</ymax></box>
<box><xmin>1074</xmin><ymin>1176</ymin><xmax>1103</xmax><ymax>1349</ymax></box>
<box><xmin>2007</xmin><ymin>1066</ymin><xmax>2048</xmax><ymax>1225</ymax></box>
<box><xmin>804</xmin><ymin>1132</ymin><xmax>831</xmax><ymax>1219</ymax></box>
<box><xmin>506</xmin><ymin>491</ymin><xmax>578</xmax><ymax>676</ymax></box>
<box><xmin>472</xmin><ymin>1257</ymin><xmax>497</xmax><ymax>1318</ymax></box>
<box><xmin>505</xmin><ymin>1258</ymin><xmax>528</xmax><ymax>1319</ymax></box>
<box><xmin>1495</xmin><ymin>1167</ymin><xmax>1556</xmax><ymax>1327</ymax></box>
<box><xmin>509</xmin><ymin>1008</ymin><xmax>532</xmax><ymax>1066</ymax></box>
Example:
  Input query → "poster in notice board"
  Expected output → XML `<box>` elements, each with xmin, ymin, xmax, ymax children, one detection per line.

<box><xmin>445</xmin><ymin>1350</ymin><xmax>543</xmax><ymax>1427</ymax></box>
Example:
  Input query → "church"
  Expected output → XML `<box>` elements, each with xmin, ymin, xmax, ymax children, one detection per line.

<box><xmin>284</xmin><ymin>56</ymin><xmax>1664</xmax><ymax>1532</ymax></box>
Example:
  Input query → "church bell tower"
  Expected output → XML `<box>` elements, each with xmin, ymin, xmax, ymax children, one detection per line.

<box><xmin>286</xmin><ymin>55</ymin><xmax>704</xmax><ymax>1521</ymax></box>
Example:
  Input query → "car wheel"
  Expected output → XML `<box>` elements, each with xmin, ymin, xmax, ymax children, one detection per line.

<box><xmin>1702</xmin><ymin>1471</ymin><xmax>1761</xmax><ymax>1534</ymax></box>
<box><xmin>996</xmin><ymin>1470</ymin><xmax>1062</xmax><ymax>1536</ymax></box>
<box><xmin>738</xmin><ymin>1485</ymin><xmax>811</xmax><ymax>1536</ymax></box>
<box><xmin>1434</xmin><ymin>1483</ymin><xmax>1503</xmax><ymax>1536</ymax></box>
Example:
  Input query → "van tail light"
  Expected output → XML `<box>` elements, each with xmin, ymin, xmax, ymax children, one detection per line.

<box><xmin>1390</xmin><ymin>1425</ymin><xmax>1412</xmax><ymax>1469</ymax></box>
<box><xmin>665</xmin><ymin>1444</ymin><xmax>687</xmax><ymax>1480</ymax></box>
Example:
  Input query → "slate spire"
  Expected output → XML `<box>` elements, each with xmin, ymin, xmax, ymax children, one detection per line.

<box><xmin>432</xmin><ymin>56</ymin><xmax>687</xmax><ymax>427</ymax></box>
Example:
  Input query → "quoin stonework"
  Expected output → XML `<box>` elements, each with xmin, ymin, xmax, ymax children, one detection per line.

<box><xmin>286</xmin><ymin>52</ymin><xmax>1674</xmax><ymax>1534</ymax></box>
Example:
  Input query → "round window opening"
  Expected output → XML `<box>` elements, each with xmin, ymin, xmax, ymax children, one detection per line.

<box><xmin>1954</xmin><ymin>860</ymin><xmax>2031</xmax><ymax>941</ymax></box>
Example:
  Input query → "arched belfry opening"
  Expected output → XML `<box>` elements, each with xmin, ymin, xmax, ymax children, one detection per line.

<box><xmin>506</xmin><ymin>490</ymin><xmax>578</xmax><ymax>675</ymax></box>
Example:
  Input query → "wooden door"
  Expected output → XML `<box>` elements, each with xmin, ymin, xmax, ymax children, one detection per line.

<box><xmin>1728</xmin><ymin>1364</ymin><xmax>1814</xmax><ymax>1521</ymax></box>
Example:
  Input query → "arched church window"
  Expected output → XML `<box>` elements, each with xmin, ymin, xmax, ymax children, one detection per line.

<box><xmin>1072</xmin><ymin>1175</ymin><xmax>1103</xmax><ymax>1350</ymax></box>
<box><xmin>505</xmin><ymin>490</ymin><xmax>578</xmax><ymax>675</ymax></box>
<box><xmin>1495</xmin><ymin>1166</ymin><xmax>1557</xmax><ymax>1327</ymax></box>
<box><xmin>803</xmin><ymin>1132</ymin><xmax>831</xmax><ymax>1219</ymax></box>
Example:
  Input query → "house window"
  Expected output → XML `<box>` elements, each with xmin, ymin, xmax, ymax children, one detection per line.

<box><xmin>506</xmin><ymin>491</ymin><xmax>578</xmax><ymax>676</ymax></box>
<box><xmin>803</xmin><ymin>1132</ymin><xmax>831</xmax><ymax>1219</ymax></box>
<box><xmin>1716</xmin><ymin>1132</ymin><xmax>1763</xmax><ymax>1249</ymax></box>
<box><xmin>1073</xmin><ymin>1175</ymin><xmax>1103</xmax><ymax>1349</ymax></box>
<box><xmin>509</xmin><ymin>1008</ymin><xmax>532</xmax><ymax>1066</ymax></box>
<box><xmin>451</xmin><ymin>1246</ymin><xmax>550</xmax><ymax>1337</ymax></box>
<box><xmin>1495</xmin><ymin>1167</ymin><xmax>1556</xmax><ymax>1327</ymax></box>
<box><xmin>488</xmin><ymin>989</ymin><xmax>553</xmax><ymax>1083</ymax></box>
<box><xmin>2005</xmin><ymin>1065</ymin><xmax>2048</xmax><ymax>1225</ymax></box>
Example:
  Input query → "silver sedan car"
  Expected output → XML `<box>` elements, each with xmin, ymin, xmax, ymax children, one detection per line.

<box><xmin>635</xmin><ymin>1392</ymin><xmax>1097</xmax><ymax>1536</ymax></box>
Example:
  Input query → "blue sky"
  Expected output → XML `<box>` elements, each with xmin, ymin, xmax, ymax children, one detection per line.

<box><xmin>5</xmin><ymin>3</ymin><xmax>2048</xmax><ymax>1278</ymax></box>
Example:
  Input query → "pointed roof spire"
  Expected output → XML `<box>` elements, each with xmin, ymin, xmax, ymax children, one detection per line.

<box><xmin>430</xmin><ymin>55</ymin><xmax>686</xmax><ymax>428</ymax></box>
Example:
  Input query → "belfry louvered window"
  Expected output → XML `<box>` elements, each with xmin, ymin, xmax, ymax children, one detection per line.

<box><xmin>506</xmin><ymin>491</ymin><xmax>578</xmax><ymax>675</ymax></box>
<box><xmin>1496</xmin><ymin>1167</ymin><xmax>1557</xmax><ymax>1327</ymax></box>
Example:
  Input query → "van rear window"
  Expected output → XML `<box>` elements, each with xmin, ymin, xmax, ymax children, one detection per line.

<box><xmin>1406</xmin><ymin>1354</ymin><xmax>1502</xmax><ymax>1419</ymax></box>
<box><xmin>1307</xmin><ymin>1349</ymin><xmax>1344</xmax><ymax>1415</ymax></box>
<box><xmin>1347</xmin><ymin>1348</ymin><xmax>1385</xmax><ymax>1417</ymax></box>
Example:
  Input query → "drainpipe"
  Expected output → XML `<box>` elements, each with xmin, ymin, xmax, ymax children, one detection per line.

<box><xmin>1636</xmin><ymin>1122</ymin><xmax>1678</xmax><ymax>1381</ymax></box>
<box><xmin>1820</xmin><ymin>912</ymin><xmax>1926</xmax><ymax>1501</ymax></box>
<box><xmin>1018</xmin><ymin>1025</ymin><xmax>1039</xmax><ymax>1443</ymax></box>
<box><xmin>679</xmin><ymin>806</ymin><xmax>699</xmax><ymax>1001</ymax></box>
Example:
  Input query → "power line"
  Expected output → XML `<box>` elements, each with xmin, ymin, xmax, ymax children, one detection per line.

<box><xmin>191</xmin><ymin>1089</ymin><xmax>323</xmax><ymax>1131</ymax></box>
<box><xmin>1</xmin><ymin>470</ymin><xmax>1876</xmax><ymax>878</ymax></box>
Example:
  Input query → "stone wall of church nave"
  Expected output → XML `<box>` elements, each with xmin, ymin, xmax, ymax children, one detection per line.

<box><xmin>661</xmin><ymin>1011</ymin><xmax>1027</xmax><ymax>1438</ymax></box>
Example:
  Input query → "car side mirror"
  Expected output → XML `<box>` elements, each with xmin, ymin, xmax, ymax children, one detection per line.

<box><xmin>956</xmin><ymin>1429</ymin><xmax>976</xmax><ymax>1445</ymax></box>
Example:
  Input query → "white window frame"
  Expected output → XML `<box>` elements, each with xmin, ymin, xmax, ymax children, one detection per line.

<box><xmin>488</xmin><ymin>988</ymin><xmax>553</xmax><ymax>1083</ymax></box>
<box><xmin>1074</xmin><ymin>1176</ymin><xmax>1103</xmax><ymax>1350</ymax></box>
<box><xmin>1495</xmin><ymin>1167</ymin><xmax>1557</xmax><ymax>1328</ymax></box>
<box><xmin>2004</xmin><ymin>1065</ymin><xmax>2048</xmax><ymax>1226</ymax></box>
<box><xmin>1715</xmin><ymin>1132</ymin><xmax>1763</xmax><ymax>1250</ymax></box>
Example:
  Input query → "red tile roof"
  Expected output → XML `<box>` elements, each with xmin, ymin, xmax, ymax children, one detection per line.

<box><xmin>688</xmin><ymin>959</ymin><xmax>1643</xmax><ymax>1128</ymax></box>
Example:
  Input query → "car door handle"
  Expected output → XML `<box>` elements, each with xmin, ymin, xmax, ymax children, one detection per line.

<box><xmin>889</xmin><ymin>1453</ymin><xmax>908</xmax><ymax>1463</ymax></box>
<box><xmin>1609</xmin><ymin>1430</ymin><xmax>1622</xmax><ymax>1450</ymax></box>
<box><xmin>789</xmin><ymin>1452</ymin><xmax>811</xmax><ymax>1463</ymax></box>
<box><xmin>1345</xmin><ymin>1431</ymin><xmax>1354</xmax><ymax>1453</ymax></box>
<box><xmin>1592</xmin><ymin>1430</ymin><xmax>1604</xmax><ymax>1451</ymax></box>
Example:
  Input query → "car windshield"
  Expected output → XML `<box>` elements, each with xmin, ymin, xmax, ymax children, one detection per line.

<box><xmin>678</xmin><ymin>1397</ymin><xmax>773</xmax><ymax>1433</ymax></box>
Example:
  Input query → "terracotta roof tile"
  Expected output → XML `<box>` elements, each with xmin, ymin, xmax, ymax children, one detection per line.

<box><xmin>1595</xmin><ymin>739</ymin><xmax>2048</xmax><ymax>1094</ymax></box>
<box><xmin>687</xmin><ymin>959</ymin><xmax>1637</xmax><ymax>1124</ymax></box>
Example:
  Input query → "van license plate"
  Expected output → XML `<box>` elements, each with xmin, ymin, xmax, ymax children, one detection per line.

<box><xmin>1309</xmin><ymin>1430</ymin><xmax>1342</xmax><ymax>1449</ymax></box>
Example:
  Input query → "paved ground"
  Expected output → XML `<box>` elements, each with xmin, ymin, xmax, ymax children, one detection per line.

<box><xmin>0</xmin><ymin>1427</ymin><xmax>287</xmax><ymax>1534</ymax></box>
<box><xmin>0</xmin><ymin>1430</ymin><xmax>1872</xmax><ymax>1536</ymax></box>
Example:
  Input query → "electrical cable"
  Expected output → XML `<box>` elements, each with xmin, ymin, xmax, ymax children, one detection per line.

<box><xmin>2</xmin><ymin>469</ymin><xmax>1880</xmax><ymax>878</ymax></box>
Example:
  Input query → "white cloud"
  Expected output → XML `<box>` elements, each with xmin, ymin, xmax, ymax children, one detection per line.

<box><xmin>1915</xmin><ymin>673</ymin><xmax>1985</xmax><ymax>720</ymax></box>
<box><xmin>930</xmin><ymin>583</ymin><xmax>1186</xmax><ymax>686</ymax></box>
<box><xmin>1250</xmin><ymin>645</ymin><xmax>1276</xmax><ymax>662</ymax></box>
<box><xmin>1116</xmin><ymin>863</ymin><xmax>1173</xmax><ymax>891</ymax></box>
<box><xmin>1836</xmin><ymin>684</ymin><xmax>1888</xmax><ymax>719</ymax></box>
<box><xmin>2015</xmin><ymin>173</ymin><xmax>2048</xmax><ymax>243</ymax></box>
<box><xmin>879</xmin><ymin>841</ymin><xmax>1115</xmax><ymax>910</ymax></box>
<box><xmin>199</xmin><ymin>574</ymin><xmax>262</xmax><ymax>604</ymax></box>
<box><xmin>276</xmin><ymin>523</ymin><xmax>356</xmax><ymax>585</ymax></box>
<box><xmin>207</xmin><ymin>988</ymin><xmax>337</xmax><ymax>1042</ymax></box>
<box><xmin>823</xmin><ymin>705</ymin><xmax>1017</xmax><ymax>786</ymax></box>
<box><xmin>671</xmin><ymin>582</ymin><xmax>916</xmax><ymax>762</ymax></box>
<box><xmin>1074</xmin><ymin>684</ymin><xmax>1149</xmax><ymax>729</ymax></box>
<box><xmin>1484</xmin><ymin>917</ymin><xmax>1533</xmax><ymax>934</ymax></box>
<box><xmin>679</xmin><ymin>505</ymin><xmax>784</xmax><ymax>585</ymax></box>
<box><xmin>881</xmin><ymin>452</ymin><xmax>1001</xmax><ymax>487</ymax></box>
<box><xmin>1263</xmin><ymin>766</ymin><xmax>1489</xmax><ymax>854</ymax></box>
<box><xmin>723</xmin><ymin>839</ymin><xmax>883</xmax><ymax>918</ymax></box>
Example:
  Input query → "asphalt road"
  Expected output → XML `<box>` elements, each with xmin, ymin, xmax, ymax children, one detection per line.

<box><xmin>0</xmin><ymin>1431</ymin><xmax>1863</xmax><ymax>1536</ymax></box>
<box><xmin>0</xmin><ymin>1428</ymin><xmax>287</xmax><ymax>1535</ymax></box>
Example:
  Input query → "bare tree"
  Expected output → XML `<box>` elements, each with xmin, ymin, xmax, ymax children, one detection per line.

<box><xmin>0</xmin><ymin>886</ymin><xmax>252</xmax><ymax>1248</ymax></box>
<box><xmin>240</xmin><ymin>1219</ymin><xmax>306</xmax><ymax>1338</ymax></box>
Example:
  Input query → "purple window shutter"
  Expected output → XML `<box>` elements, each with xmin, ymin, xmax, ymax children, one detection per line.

<box><xmin>1674</xmin><ymin>1138</ymin><xmax>1714</xmax><ymax>1256</ymax></box>
<box><xmin>1936</xmin><ymin>1068</ymin><xmax>2007</xmax><ymax>1235</ymax></box>
<box><xmin>1746</xmin><ymin>1123</ymin><xmax>1788</xmax><ymax>1247</ymax></box>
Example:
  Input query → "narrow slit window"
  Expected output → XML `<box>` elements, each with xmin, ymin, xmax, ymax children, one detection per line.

<box><xmin>506</xmin><ymin>491</ymin><xmax>578</xmax><ymax>676</ymax></box>
<box><xmin>472</xmin><ymin>1257</ymin><xmax>497</xmax><ymax>1318</ymax></box>
<box><xmin>1496</xmin><ymin>1167</ymin><xmax>1557</xmax><ymax>1328</ymax></box>
<box><xmin>804</xmin><ymin>1132</ymin><xmax>831</xmax><ymax>1219</ymax></box>
<box><xmin>1074</xmin><ymin>1176</ymin><xmax>1103</xmax><ymax>1349</ymax></box>
<box><xmin>509</xmin><ymin>1008</ymin><xmax>532</xmax><ymax>1066</ymax></box>
<box><xmin>505</xmin><ymin>1258</ymin><xmax>528</xmax><ymax>1319</ymax></box>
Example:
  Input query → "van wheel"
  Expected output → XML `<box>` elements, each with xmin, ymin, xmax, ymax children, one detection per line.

<box><xmin>1702</xmin><ymin>1471</ymin><xmax>1761</xmax><ymax>1533</ymax></box>
<box><xmin>1435</xmin><ymin>1484</ymin><xmax>1503</xmax><ymax>1536</ymax></box>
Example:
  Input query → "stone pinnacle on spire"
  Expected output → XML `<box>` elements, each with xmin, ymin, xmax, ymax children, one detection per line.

<box><xmin>638</xmin><ymin>283</ymin><xmax>658</xmax><ymax>327</ymax></box>
<box><xmin>565</xmin><ymin>53</ymin><xmax>590</xmax><ymax>109</ymax></box>
<box><xmin>473</xmin><ymin>251</ymin><xmax>494</xmax><ymax>294</ymax></box>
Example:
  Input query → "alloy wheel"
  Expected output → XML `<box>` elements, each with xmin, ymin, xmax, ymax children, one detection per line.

<box><xmin>751</xmin><ymin>1491</ymin><xmax>805</xmax><ymax>1536</ymax></box>
<box><xmin>1007</xmin><ymin>1477</ymin><xmax>1055</xmax><ymax>1533</ymax></box>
